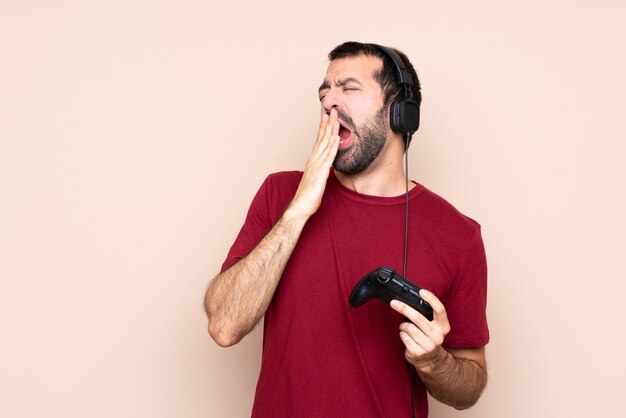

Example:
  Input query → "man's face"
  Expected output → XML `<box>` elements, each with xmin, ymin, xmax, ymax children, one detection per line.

<box><xmin>318</xmin><ymin>55</ymin><xmax>389</xmax><ymax>174</ymax></box>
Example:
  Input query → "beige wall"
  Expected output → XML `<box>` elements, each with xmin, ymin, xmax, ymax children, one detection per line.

<box><xmin>1</xmin><ymin>1</ymin><xmax>625</xmax><ymax>417</ymax></box>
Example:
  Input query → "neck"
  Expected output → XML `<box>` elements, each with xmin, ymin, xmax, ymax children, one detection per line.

<box><xmin>334</xmin><ymin>136</ymin><xmax>414</xmax><ymax>197</ymax></box>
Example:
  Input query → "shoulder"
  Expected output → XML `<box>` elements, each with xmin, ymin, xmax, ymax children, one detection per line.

<box><xmin>264</xmin><ymin>170</ymin><xmax>303</xmax><ymax>188</ymax></box>
<box><xmin>262</xmin><ymin>171</ymin><xmax>303</xmax><ymax>199</ymax></box>
<box><xmin>257</xmin><ymin>171</ymin><xmax>303</xmax><ymax>221</ymax></box>
<box><xmin>415</xmin><ymin>185</ymin><xmax>482</xmax><ymax>248</ymax></box>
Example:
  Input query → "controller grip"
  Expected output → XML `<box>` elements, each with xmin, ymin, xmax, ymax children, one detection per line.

<box><xmin>349</xmin><ymin>267</ymin><xmax>434</xmax><ymax>321</ymax></box>
<box><xmin>348</xmin><ymin>276</ymin><xmax>375</xmax><ymax>307</ymax></box>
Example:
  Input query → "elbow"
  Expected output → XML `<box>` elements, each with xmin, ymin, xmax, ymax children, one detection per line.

<box><xmin>451</xmin><ymin>398</ymin><xmax>479</xmax><ymax>411</ymax></box>
<box><xmin>204</xmin><ymin>287</ymin><xmax>239</xmax><ymax>347</ymax></box>
<box><xmin>207</xmin><ymin>322</ymin><xmax>243</xmax><ymax>348</ymax></box>
<box><xmin>449</xmin><ymin>391</ymin><xmax>483</xmax><ymax>410</ymax></box>
<box><xmin>450</xmin><ymin>379</ymin><xmax>487</xmax><ymax>410</ymax></box>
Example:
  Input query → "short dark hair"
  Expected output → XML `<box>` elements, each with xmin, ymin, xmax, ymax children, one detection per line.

<box><xmin>328</xmin><ymin>41</ymin><xmax>422</xmax><ymax>109</ymax></box>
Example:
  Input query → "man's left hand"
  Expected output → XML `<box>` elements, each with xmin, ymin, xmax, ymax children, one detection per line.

<box><xmin>390</xmin><ymin>290</ymin><xmax>451</xmax><ymax>373</ymax></box>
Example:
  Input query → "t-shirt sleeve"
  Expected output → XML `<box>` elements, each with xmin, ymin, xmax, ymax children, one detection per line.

<box><xmin>442</xmin><ymin>226</ymin><xmax>490</xmax><ymax>348</ymax></box>
<box><xmin>220</xmin><ymin>177</ymin><xmax>274</xmax><ymax>273</ymax></box>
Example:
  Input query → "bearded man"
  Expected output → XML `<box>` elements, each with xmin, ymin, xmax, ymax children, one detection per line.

<box><xmin>204</xmin><ymin>41</ymin><xmax>489</xmax><ymax>418</ymax></box>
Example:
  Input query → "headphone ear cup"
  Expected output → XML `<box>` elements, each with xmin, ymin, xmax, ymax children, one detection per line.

<box><xmin>390</xmin><ymin>99</ymin><xmax>420</xmax><ymax>134</ymax></box>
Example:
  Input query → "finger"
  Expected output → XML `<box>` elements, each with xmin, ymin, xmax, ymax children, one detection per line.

<box><xmin>390</xmin><ymin>299</ymin><xmax>433</xmax><ymax>331</ymax></box>
<box><xmin>419</xmin><ymin>289</ymin><xmax>448</xmax><ymax>322</ymax></box>
<box><xmin>399</xmin><ymin>330</ymin><xmax>427</xmax><ymax>362</ymax></box>
<box><xmin>330</xmin><ymin>111</ymin><xmax>340</xmax><ymax>137</ymax></box>
<box><xmin>322</xmin><ymin>109</ymin><xmax>338</xmax><ymax>141</ymax></box>
<box><xmin>312</xmin><ymin>110</ymin><xmax>336</xmax><ymax>156</ymax></box>
<box><xmin>318</xmin><ymin>112</ymin><xmax>329</xmax><ymax>135</ymax></box>
<box><xmin>399</xmin><ymin>321</ymin><xmax>435</xmax><ymax>352</ymax></box>
<box><xmin>324</xmin><ymin>116</ymin><xmax>340</xmax><ymax>152</ymax></box>
<box><xmin>313</xmin><ymin>113</ymin><xmax>330</xmax><ymax>150</ymax></box>
<box><xmin>322</xmin><ymin>134</ymin><xmax>340</xmax><ymax>163</ymax></box>
<box><xmin>399</xmin><ymin>330</ymin><xmax>419</xmax><ymax>351</ymax></box>
<box><xmin>313</xmin><ymin>114</ymin><xmax>339</xmax><ymax>161</ymax></box>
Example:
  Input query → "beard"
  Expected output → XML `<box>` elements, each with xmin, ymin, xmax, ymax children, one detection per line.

<box><xmin>332</xmin><ymin>106</ymin><xmax>389</xmax><ymax>175</ymax></box>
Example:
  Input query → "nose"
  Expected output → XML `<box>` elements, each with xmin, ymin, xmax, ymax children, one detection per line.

<box><xmin>321</xmin><ymin>91</ymin><xmax>340</xmax><ymax>114</ymax></box>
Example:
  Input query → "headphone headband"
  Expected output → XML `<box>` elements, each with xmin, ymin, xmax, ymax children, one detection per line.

<box><xmin>368</xmin><ymin>43</ymin><xmax>414</xmax><ymax>93</ymax></box>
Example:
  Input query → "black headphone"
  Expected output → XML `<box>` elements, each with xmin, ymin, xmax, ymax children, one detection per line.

<box><xmin>368</xmin><ymin>44</ymin><xmax>420</xmax><ymax>136</ymax></box>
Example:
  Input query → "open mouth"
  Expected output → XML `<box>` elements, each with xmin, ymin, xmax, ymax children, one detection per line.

<box><xmin>338</xmin><ymin>120</ymin><xmax>353</xmax><ymax>142</ymax></box>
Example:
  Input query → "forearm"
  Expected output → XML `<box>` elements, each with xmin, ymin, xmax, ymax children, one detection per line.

<box><xmin>206</xmin><ymin>110</ymin><xmax>340</xmax><ymax>347</ymax></box>
<box><xmin>415</xmin><ymin>347</ymin><xmax>488</xmax><ymax>410</ymax></box>
<box><xmin>205</xmin><ymin>207</ymin><xmax>308</xmax><ymax>347</ymax></box>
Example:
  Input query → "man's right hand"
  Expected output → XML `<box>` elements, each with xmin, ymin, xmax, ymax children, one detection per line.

<box><xmin>205</xmin><ymin>109</ymin><xmax>340</xmax><ymax>347</ymax></box>
<box><xmin>287</xmin><ymin>108</ymin><xmax>340</xmax><ymax>219</ymax></box>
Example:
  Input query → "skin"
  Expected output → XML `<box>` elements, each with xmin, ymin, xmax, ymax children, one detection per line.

<box><xmin>205</xmin><ymin>53</ymin><xmax>487</xmax><ymax>409</ymax></box>
<box><xmin>204</xmin><ymin>109</ymin><xmax>340</xmax><ymax>347</ymax></box>
<box><xmin>391</xmin><ymin>294</ymin><xmax>487</xmax><ymax>410</ymax></box>
<box><xmin>319</xmin><ymin>55</ymin><xmax>411</xmax><ymax>196</ymax></box>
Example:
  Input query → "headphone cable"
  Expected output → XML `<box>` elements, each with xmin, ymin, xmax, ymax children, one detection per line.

<box><xmin>402</xmin><ymin>132</ymin><xmax>417</xmax><ymax>418</ymax></box>
<box><xmin>403</xmin><ymin>132</ymin><xmax>411</xmax><ymax>277</ymax></box>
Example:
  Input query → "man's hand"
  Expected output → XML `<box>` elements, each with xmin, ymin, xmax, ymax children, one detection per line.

<box><xmin>287</xmin><ymin>109</ymin><xmax>340</xmax><ymax>219</ymax></box>
<box><xmin>205</xmin><ymin>109</ymin><xmax>340</xmax><ymax>347</ymax></box>
<box><xmin>390</xmin><ymin>292</ymin><xmax>488</xmax><ymax>410</ymax></box>
<box><xmin>390</xmin><ymin>290</ymin><xmax>451</xmax><ymax>373</ymax></box>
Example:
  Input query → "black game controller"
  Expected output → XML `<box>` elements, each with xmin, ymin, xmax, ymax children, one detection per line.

<box><xmin>349</xmin><ymin>266</ymin><xmax>434</xmax><ymax>321</ymax></box>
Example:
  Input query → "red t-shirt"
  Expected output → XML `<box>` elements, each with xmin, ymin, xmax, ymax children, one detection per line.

<box><xmin>221</xmin><ymin>171</ymin><xmax>489</xmax><ymax>418</ymax></box>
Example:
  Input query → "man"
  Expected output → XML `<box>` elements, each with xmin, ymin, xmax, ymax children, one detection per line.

<box><xmin>204</xmin><ymin>42</ymin><xmax>489</xmax><ymax>417</ymax></box>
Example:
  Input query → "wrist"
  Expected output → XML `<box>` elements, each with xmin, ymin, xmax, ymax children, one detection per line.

<box><xmin>281</xmin><ymin>204</ymin><xmax>312</xmax><ymax>226</ymax></box>
<box><xmin>414</xmin><ymin>346</ymin><xmax>450</xmax><ymax>375</ymax></box>
<box><xmin>283</xmin><ymin>199</ymin><xmax>315</xmax><ymax>222</ymax></box>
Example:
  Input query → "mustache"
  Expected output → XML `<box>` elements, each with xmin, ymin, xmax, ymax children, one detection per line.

<box><xmin>327</xmin><ymin>109</ymin><xmax>355</xmax><ymax>131</ymax></box>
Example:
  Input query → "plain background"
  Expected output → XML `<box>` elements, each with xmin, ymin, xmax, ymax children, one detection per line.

<box><xmin>1</xmin><ymin>1</ymin><xmax>625</xmax><ymax>417</ymax></box>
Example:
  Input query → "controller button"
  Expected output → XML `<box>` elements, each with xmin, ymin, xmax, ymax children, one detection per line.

<box><xmin>376</xmin><ymin>269</ymin><xmax>392</xmax><ymax>284</ymax></box>
<box><xmin>401</xmin><ymin>285</ymin><xmax>409</xmax><ymax>293</ymax></box>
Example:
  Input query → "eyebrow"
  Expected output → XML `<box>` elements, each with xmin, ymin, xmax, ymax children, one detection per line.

<box><xmin>318</xmin><ymin>77</ymin><xmax>364</xmax><ymax>95</ymax></box>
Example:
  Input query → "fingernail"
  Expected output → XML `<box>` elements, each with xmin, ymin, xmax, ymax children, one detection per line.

<box><xmin>390</xmin><ymin>300</ymin><xmax>400</xmax><ymax>309</ymax></box>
